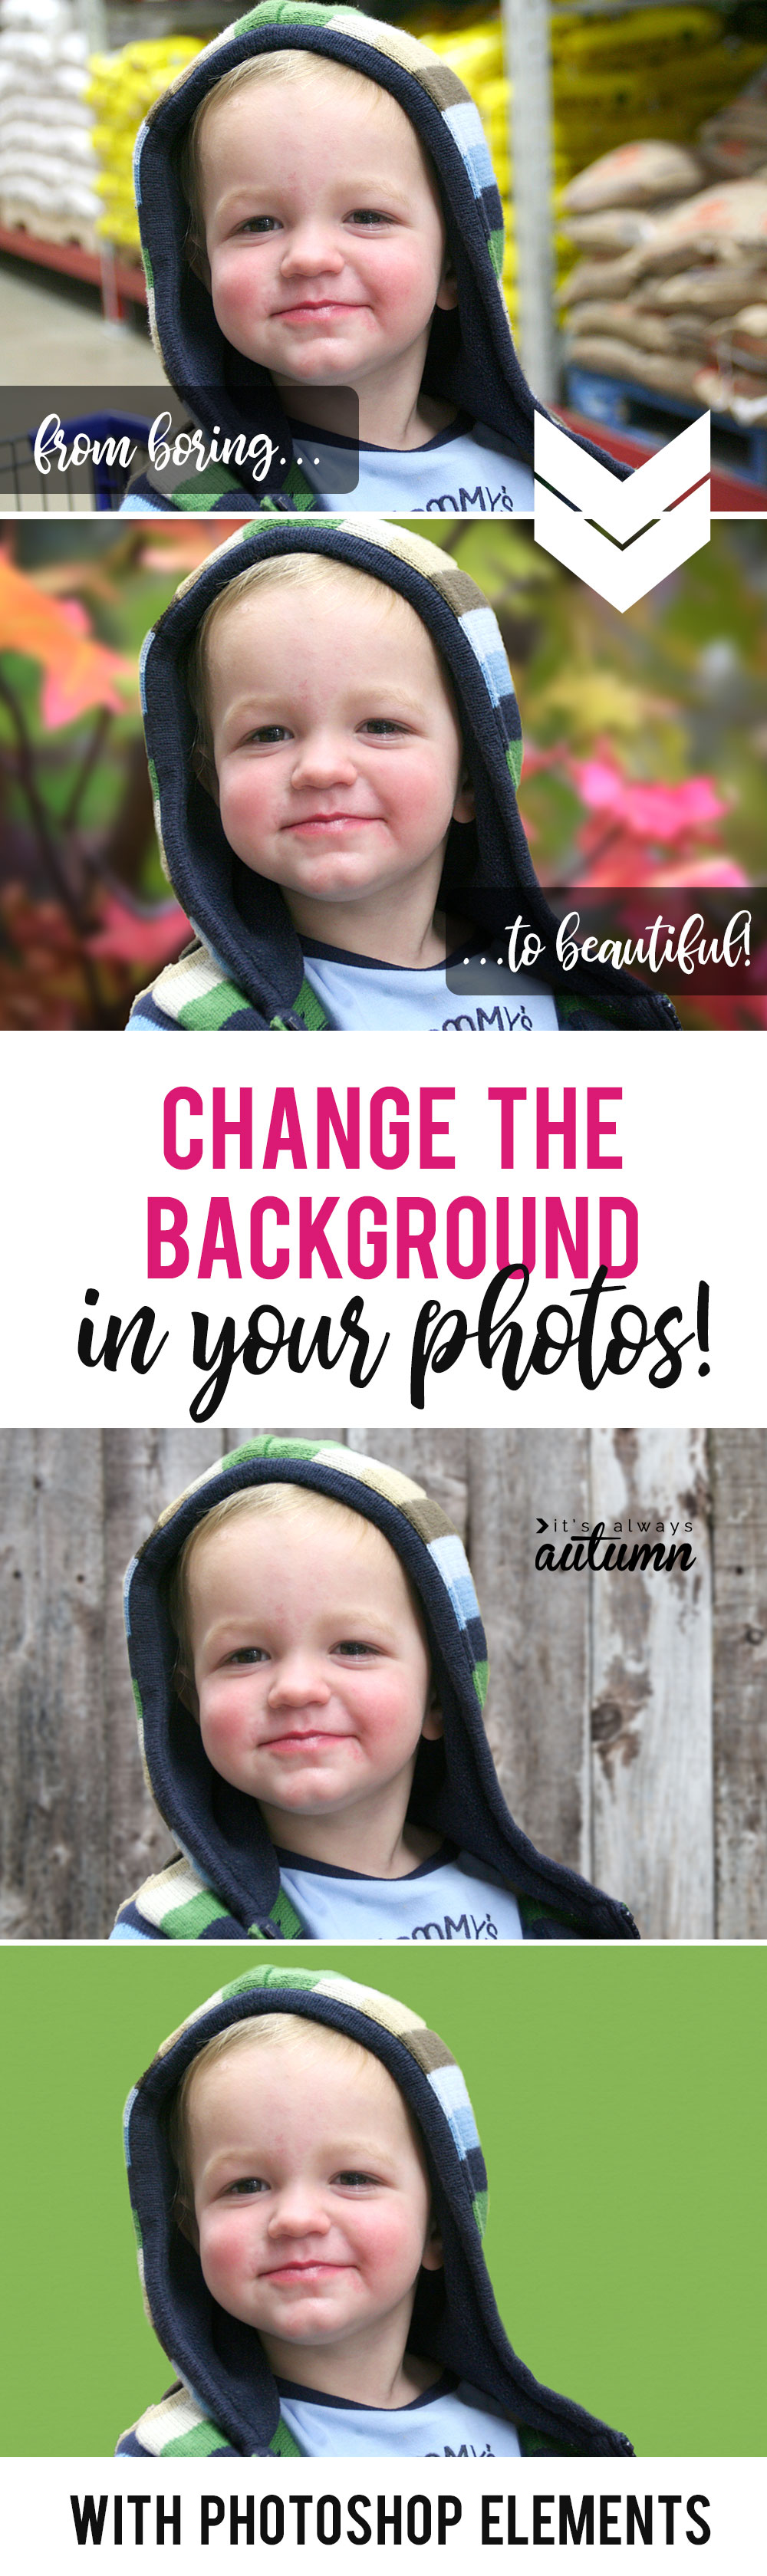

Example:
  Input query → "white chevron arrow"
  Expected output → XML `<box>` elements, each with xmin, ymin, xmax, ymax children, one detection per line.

<box><xmin>534</xmin><ymin>411</ymin><xmax>710</xmax><ymax>611</ymax></box>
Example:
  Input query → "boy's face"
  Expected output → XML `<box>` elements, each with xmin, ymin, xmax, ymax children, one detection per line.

<box><xmin>206</xmin><ymin>583</ymin><xmax>472</xmax><ymax>925</ymax></box>
<box><xmin>196</xmin><ymin>77</ymin><xmax>456</xmax><ymax>391</ymax></box>
<box><xmin>188</xmin><ymin>2039</ymin><xmax>441</xmax><ymax>2363</ymax></box>
<box><xmin>185</xmin><ymin>1508</ymin><xmax>441</xmax><ymax>1832</ymax></box>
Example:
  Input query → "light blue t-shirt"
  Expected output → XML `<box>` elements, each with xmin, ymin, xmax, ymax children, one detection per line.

<box><xmin>276</xmin><ymin>1845</ymin><xmax>523</xmax><ymax>1943</ymax></box>
<box><xmin>303</xmin><ymin>943</ymin><xmax>558</xmax><ymax>1034</ymax></box>
<box><xmin>110</xmin><ymin>1847</ymin><xmax>522</xmax><ymax>1942</ymax></box>
<box><xmin>278</xmin><ymin>2374</ymin><xmax>522</xmax><ymax>2457</ymax></box>
<box><xmin>118</xmin><ymin>413</ymin><xmax>534</xmax><ymax>515</ymax></box>
<box><xmin>293</xmin><ymin>417</ymin><xmax>534</xmax><ymax>515</ymax></box>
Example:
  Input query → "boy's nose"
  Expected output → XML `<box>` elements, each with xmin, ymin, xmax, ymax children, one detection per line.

<box><xmin>267</xmin><ymin>2185</ymin><xmax>331</xmax><ymax>2239</ymax></box>
<box><xmin>266</xmin><ymin>1653</ymin><xmax>332</xmax><ymax>1709</ymax></box>
<box><xmin>290</xmin><ymin>732</ymin><xmax>358</xmax><ymax>790</ymax></box>
<box><xmin>278</xmin><ymin>221</ymin><xmax>345</xmax><ymax>278</ymax></box>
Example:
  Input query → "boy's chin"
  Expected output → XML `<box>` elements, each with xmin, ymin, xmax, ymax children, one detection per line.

<box><xmin>258</xmin><ymin>1783</ymin><xmax>360</xmax><ymax>1818</ymax></box>
<box><xmin>272</xmin><ymin>354</ymin><xmax>358</xmax><ymax>383</ymax></box>
<box><xmin>272</xmin><ymin>364</ymin><xmax>364</xmax><ymax>426</ymax></box>
<box><xmin>206</xmin><ymin>341</ymin><xmax>360</xmax><ymax>390</ymax></box>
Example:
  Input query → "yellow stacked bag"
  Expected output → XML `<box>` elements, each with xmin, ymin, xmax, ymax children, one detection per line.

<box><xmin>551</xmin><ymin>5</ymin><xmax>767</xmax><ymax>165</ymax></box>
<box><xmin>87</xmin><ymin>37</ymin><xmax>202</xmax><ymax>256</ymax></box>
<box><xmin>551</xmin><ymin>7</ymin><xmax>767</xmax><ymax>285</ymax></box>
<box><xmin>410</xmin><ymin>6</ymin><xmax>767</xmax><ymax>324</ymax></box>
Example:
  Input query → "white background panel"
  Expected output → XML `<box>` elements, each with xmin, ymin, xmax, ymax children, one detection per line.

<box><xmin>2</xmin><ymin>2457</ymin><xmax>763</xmax><ymax>2568</ymax></box>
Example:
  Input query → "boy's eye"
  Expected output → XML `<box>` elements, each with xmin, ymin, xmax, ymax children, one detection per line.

<box><xmin>225</xmin><ymin>2176</ymin><xmax>268</xmax><ymax>2195</ymax></box>
<box><xmin>224</xmin><ymin>1645</ymin><xmax>269</xmax><ymax>1666</ymax></box>
<box><xmin>360</xmin><ymin>719</ymin><xmax>409</xmax><ymax>737</ymax></box>
<box><xmin>334</xmin><ymin>2169</ymin><xmax>381</xmax><ymax>2188</ymax></box>
<box><xmin>235</xmin><ymin>215</ymin><xmax>281</xmax><ymax>235</ymax></box>
<box><xmin>347</xmin><ymin>209</ymin><xmax>393</xmax><ymax>226</ymax></box>
<box><xmin>244</xmin><ymin>724</ymin><xmax>291</xmax><ymax>745</ymax></box>
<box><xmin>333</xmin><ymin>1640</ymin><xmax>381</xmax><ymax>1658</ymax></box>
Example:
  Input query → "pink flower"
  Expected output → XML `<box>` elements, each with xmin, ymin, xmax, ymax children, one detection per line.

<box><xmin>572</xmin><ymin>758</ymin><xmax>727</xmax><ymax>844</ymax></box>
<box><xmin>87</xmin><ymin>894</ymin><xmax>189</xmax><ymax>966</ymax></box>
<box><xmin>643</xmin><ymin>855</ymin><xmax>748</xmax><ymax>887</ymax></box>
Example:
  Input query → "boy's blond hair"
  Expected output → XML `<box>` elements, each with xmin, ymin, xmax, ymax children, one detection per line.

<box><xmin>169</xmin><ymin>2009</ymin><xmax>428</xmax><ymax>2232</ymax></box>
<box><xmin>166</xmin><ymin>1477</ymin><xmax>411</xmax><ymax>1684</ymax></box>
<box><xmin>179</xmin><ymin>48</ymin><xmax>407</xmax><ymax>264</ymax></box>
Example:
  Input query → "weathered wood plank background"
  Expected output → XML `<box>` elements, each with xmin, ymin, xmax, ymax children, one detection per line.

<box><xmin>0</xmin><ymin>1428</ymin><xmax>763</xmax><ymax>1941</ymax></box>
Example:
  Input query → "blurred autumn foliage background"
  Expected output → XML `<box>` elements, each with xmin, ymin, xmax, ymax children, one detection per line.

<box><xmin>0</xmin><ymin>513</ymin><xmax>765</xmax><ymax>1031</ymax></box>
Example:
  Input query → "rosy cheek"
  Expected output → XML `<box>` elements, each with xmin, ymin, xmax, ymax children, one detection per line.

<box><xmin>359</xmin><ymin>2209</ymin><xmax>419</xmax><ymax>2292</ymax></box>
<box><xmin>357</xmin><ymin>1673</ymin><xmax>420</xmax><ymax>1732</ymax></box>
<box><xmin>199</xmin><ymin>2209</ymin><xmax>249</xmax><ymax>2291</ymax></box>
<box><xmin>199</xmin><ymin>1689</ymin><xmax>250</xmax><ymax>1764</ymax></box>
<box><xmin>398</xmin><ymin>758</ymin><xmax>449</xmax><ymax>841</ymax></box>
<box><xmin>373</xmin><ymin>242</ymin><xmax>437</xmax><ymax>323</ymax></box>
<box><xmin>219</xmin><ymin>773</ymin><xmax>278</xmax><ymax>870</ymax></box>
<box><xmin>212</xmin><ymin>248</ymin><xmax>268</xmax><ymax>314</ymax></box>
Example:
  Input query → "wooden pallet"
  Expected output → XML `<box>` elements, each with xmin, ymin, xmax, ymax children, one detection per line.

<box><xmin>0</xmin><ymin>216</ymin><xmax>146</xmax><ymax>315</ymax></box>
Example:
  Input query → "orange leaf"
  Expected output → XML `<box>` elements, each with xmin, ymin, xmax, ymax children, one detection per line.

<box><xmin>0</xmin><ymin>555</ymin><xmax>133</xmax><ymax>723</ymax></box>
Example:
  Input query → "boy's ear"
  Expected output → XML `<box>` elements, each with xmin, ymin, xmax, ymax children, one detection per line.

<box><xmin>186</xmin><ymin>234</ymin><xmax>212</xmax><ymax>294</ymax></box>
<box><xmin>192</xmin><ymin>743</ymin><xmax>219</xmax><ymax>804</ymax></box>
<box><xmin>421</xmin><ymin>1685</ymin><xmax>443</xmax><ymax>1743</ymax></box>
<box><xmin>435</xmin><ymin>255</ymin><xmax>459</xmax><ymax>314</ymax></box>
<box><xmin>452</xmin><ymin>765</ymin><xmax>476</xmax><ymax>826</ymax></box>
<box><xmin>176</xmin><ymin>1666</ymin><xmax>200</xmax><ymax>1725</ymax></box>
<box><xmin>176</xmin><ymin>2205</ymin><xmax>200</xmax><ymax>2251</ymax></box>
<box><xmin>421</xmin><ymin>2215</ymin><xmax>444</xmax><ymax>2272</ymax></box>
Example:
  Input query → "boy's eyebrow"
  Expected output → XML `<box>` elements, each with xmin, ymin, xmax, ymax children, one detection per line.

<box><xmin>214</xmin><ymin>679</ymin><xmax>434</xmax><ymax>735</ymax></box>
<box><xmin>212</xmin><ymin>173</ymin><xmax>415</xmax><ymax>212</ymax></box>
<box><xmin>199</xmin><ymin>144</ymin><xmax>421</xmax><ymax>232</ymax></box>
<box><xmin>197</xmin><ymin>2127</ymin><xmax>401</xmax><ymax>2186</ymax></box>
<box><xmin>196</xmin><ymin>1601</ymin><xmax>403</xmax><ymax>1648</ymax></box>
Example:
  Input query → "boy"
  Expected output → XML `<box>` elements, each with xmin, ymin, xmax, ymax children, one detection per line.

<box><xmin>129</xmin><ymin>516</ymin><xmax>677</xmax><ymax>1031</ymax></box>
<box><xmin>117</xmin><ymin>1964</ymin><xmax>635</xmax><ymax>2456</ymax></box>
<box><xmin>123</xmin><ymin>4</ymin><xmax>624</xmax><ymax>518</ymax></box>
<box><xmin>112</xmin><ymin>1433</ymin><xmax>640</xmax><ymax>1942</ymax></box>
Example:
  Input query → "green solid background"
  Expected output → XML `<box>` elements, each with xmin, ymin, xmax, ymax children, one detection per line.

<box><xmin>2</xmin><ymin>1943</ymin><xmax>764</xmax><ymax>2456</ymax></box>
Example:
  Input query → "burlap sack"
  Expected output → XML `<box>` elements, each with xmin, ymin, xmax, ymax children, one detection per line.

<box><xmin>562</xmin><ymin>298</ymin><xmax>680</xmax><ymax>351</ymax></box>
<box><xmin>649</xmin><ymin>178</ymin><xmax>767</xmax><ymax>251</ymax></box>
<box><xmin>567</xmin><ymin>333</ymin><xmax>703</xmax><ymax>395</ymax></box>
<box><xmin>561</xmin><ymin>206</ymin><xmax>670</xmax><ymax>252</ymax></box>
<box><xmin>563</xmin><ymin>139</ymin><xmax>703</xmax><ymax>213</ymax></box>
<box><xmin>698</xmin><ymin>70</ymin><xmax>767</xmax><ymax>176</ymax></box>
<box><xmin>647</xmin><ymin>262</ymin><xmax>767</xmax><ymax>311</ymax></box>
<box><xmin>694</xmin><ymin>363</ymin><xmax>767</xmax><ymax>412</ymax></box>
<box><xmin>713</xmin><ymin>303</ymin><xmax>767</xmax><ymax>364</ymax></box>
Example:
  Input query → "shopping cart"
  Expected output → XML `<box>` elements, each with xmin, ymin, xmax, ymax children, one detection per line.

<box><xmin>0</xmin><ymin>411</ymin><xmax>152</xmax><ymax>511</ymax></box>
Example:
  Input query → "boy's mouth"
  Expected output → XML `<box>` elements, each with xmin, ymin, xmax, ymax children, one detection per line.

<box><xmin>261</xmin><ymin>1729</ymin><xmax>354</xmax><ymax>1754</ymax></box>
<box><xmin>273</xmin><ymin>299</ymin><xmax>366</xmax><ymax>324</ymax></box>
<box><xmin>287</xmin><ymin>813</ymin><xmax>383</xmax><ymax>836</ymax></box>
<box><xmin>262</xmin><ymin>2260</ymin><xmax>350</xmax><ymax>2280</ymax></box>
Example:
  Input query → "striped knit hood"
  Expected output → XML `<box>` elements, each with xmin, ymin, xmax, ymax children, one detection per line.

<box><xmin>119</xmin><ymin>1962</ymin><xmax>634</xmax><ymax>2457</ymax></box>
<box><xmin>131</xmin><ymin>0</ymin><xmax>624</xmax><ymax>514</ymax></box>
<box><xmin>120</xmin><ymin>1434</ymin><xmax>638</xmax><ymax>1941</ymax></box>
<box><xmin>133</xmin><ymin>515</ymin><xmax>676</xmax><ymax>1033</ymax></box>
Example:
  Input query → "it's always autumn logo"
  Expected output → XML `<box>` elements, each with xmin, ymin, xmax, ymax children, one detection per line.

<box><xmin>534</xmin><ymin>1515</ymin><xmax>696</xmax><ymax>1573</ymax></box>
